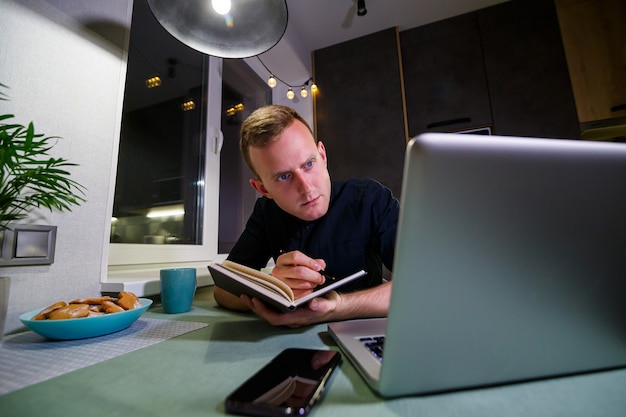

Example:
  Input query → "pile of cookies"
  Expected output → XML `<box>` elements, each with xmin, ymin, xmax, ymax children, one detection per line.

<box><xmin>32</xmin><ymin>291</ymin><xmax>142</xmax><ymax>320</ymax></box>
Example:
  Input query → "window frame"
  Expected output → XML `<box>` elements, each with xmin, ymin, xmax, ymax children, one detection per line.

<box><xmin>106</xmin><ymin>57</ymin><xmax>223</xmax><ymax>270</ymax></box>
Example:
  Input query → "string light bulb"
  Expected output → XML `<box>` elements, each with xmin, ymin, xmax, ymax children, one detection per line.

<box><xmin>258</xmin><ymin>57</ymin><xmax>317</xmax><ymax>99</ymax></box>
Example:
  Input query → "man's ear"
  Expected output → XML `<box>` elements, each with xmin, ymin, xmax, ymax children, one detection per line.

<box><xmin>318</xmin><ymin>140</ymin><xmax>328</xmax><ymax>164</ymax></box>
<box><xmin>249</xmin><ymin>178</ymin><xmax>272</xmax><ymax>199</ymax></box>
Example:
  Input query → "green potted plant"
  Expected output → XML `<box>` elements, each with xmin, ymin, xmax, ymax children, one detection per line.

<box><xmin>0</xmin><ymin>82</ymin><xmax>86</xmax><ymax>339</ymax></box>
<box><xmin>0</xmin><ymin>82</ymin><xmax>86</xmax><ymax>231</ymax></box>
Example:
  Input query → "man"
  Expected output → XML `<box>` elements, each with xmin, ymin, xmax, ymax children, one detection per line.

<box><xmin>214</xmin><ymin>105</ymin><xmax>399</xmax><ymax>327</ymax></box>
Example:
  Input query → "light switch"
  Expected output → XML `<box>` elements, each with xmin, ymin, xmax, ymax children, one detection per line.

<box><xmin>15</xmin><ymin>230</ymin><xmax>50</xmax><ymax>258</ymax></box>
<box><xmin>0</xmin><ymin>224</ymin><xmax>57</xmax><ymax>266</ymax></box>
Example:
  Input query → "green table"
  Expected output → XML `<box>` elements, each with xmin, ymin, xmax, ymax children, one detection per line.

<box><xmin>1</xmin><ymin>287</ymin><xmax>625</xmax><ymax>417</ymax></box>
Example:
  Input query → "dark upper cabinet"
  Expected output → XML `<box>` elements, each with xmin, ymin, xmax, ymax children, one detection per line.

<box><xmin>400</xmin><ymin>13</ymin><xmax>492</xmax><ymax>136</ymax></box>
<box><xmin>312</xmin><ymin>1</ymin><xmax>583</xmax><ymax>198</ymax></box>
<box><xmin>399</xmin><ymin>0</ymin><xmax>580</xmax><ymax>140</ymax></box>
<box><xmin>313</xmin><ymin>28</ymin><xmax>407</xmax><ymax>198</ymax></box>
<box><xmin>478</xmin><ymin>0</ymin><xmax>580</xmax><ymax>139</ymax></box>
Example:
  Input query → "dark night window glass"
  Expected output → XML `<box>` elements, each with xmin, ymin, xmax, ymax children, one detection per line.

<box><xmin>110</xmin><ymin>0</ymin><xmax>206</xmax><ymax>245</ymax></box>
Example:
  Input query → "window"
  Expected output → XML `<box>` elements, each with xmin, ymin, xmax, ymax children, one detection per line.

<box><xmin>106</xmin><ymin>0</ymin><xmax>269</xmax><ymax>273</ymax></box>
<box><xmin>107</xmin><ymin>0</ymin><xmax>221</xmax><ymax>267</ymax></box>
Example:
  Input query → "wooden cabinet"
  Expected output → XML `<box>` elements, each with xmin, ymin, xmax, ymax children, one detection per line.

<box><xmin>400</xmin><ymin>13</ymin><xmax>492</xmax><ymax>136</ymax></box>
<box><xmin>478</xmin><ymin>0</ymin><xmax>580</xmax><ymax>139</ymax></box>
<box><xmin>555</xmin><ymin>0</ymin><xmax>626</xmax><ymax>123</ymax></box>
<box><xmin>313</xmin><ymin>28</ymin><xmax>407</xmax><ymax>198</ymax></box>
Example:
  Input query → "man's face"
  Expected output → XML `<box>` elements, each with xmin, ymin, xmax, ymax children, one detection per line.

<box><xmin>248</xmin><ymin>120</ymin><xmax>331</xmax><ymax>221</ymax></box>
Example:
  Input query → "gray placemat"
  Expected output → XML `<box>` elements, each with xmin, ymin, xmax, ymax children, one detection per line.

<box><xmin>0</xmin><ymin>318</ymin><xmax>207</xmax><ymax>395</ymax></box>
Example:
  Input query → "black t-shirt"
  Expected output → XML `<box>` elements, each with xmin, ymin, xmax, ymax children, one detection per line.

<box><xmin>226</xmin><ymin>179</ymin><xmax>399</xmax><ymax>292</ymax></box>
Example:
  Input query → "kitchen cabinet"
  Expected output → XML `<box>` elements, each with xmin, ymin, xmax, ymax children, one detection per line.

<box><xmin>399</xmin><ymin>0</ymin><xmax>579</xmax><ymax>140</ymax></box>
<box><xmin>312</xmin><ymin>0</ymin><xmax>583</xmax><ymax>196</ymax></box>
<box><xmin>555</xmin><ymin>0</ymin><xmax>626</xmax><ymax>123</ymax></box>
<box><xmin>400</xmin><ymin>13</ymin><xmax>492</xmax><ymax>136</ymax></box>
<box><xmin>313</xmin><ymin>28</ymin><xmax>407</xmax><ymax>198</ymax></box>
<box><xmin>478</xmin><ymin>0</ymin><xmax>580</xmax><ymax>139</ymax></box>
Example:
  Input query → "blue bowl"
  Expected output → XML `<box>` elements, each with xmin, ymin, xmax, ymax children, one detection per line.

<box><xmin>19</xmin><ymin>298</ymin><xmax>153</xmax><ymax>340</ymax></box>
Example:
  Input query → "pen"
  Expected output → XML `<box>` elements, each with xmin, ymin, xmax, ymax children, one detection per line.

<box><xmin>319</xmin><ymin>269</ymin><xmax>336</xmax><ymax>282</ymax></box>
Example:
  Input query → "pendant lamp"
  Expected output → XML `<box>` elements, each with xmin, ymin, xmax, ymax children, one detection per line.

<box><xmin>146</xmin><ymin>0</ymin><xmax>288</xmax><ymax>58</ymax></box>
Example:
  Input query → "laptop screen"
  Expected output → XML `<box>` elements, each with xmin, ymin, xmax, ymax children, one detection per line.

<box><xmin>331</xmin><ymin>133</ymin><xmax>626</xmax><ymax>398</ymax></box>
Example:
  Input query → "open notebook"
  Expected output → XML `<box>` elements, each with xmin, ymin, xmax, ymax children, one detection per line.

<box><xmin>329</xmin><ymin>133</ymin><xmax>626</xmax><ymax>397</ymax></box>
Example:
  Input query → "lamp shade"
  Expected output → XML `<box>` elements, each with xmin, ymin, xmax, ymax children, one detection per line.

<box><xmin>146</xmin><ymin>0</ymin><xmax>288</xmax><ymax>58</ymax></box>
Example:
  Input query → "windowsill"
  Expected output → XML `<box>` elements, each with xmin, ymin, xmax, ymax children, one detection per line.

<box><xmin>101</xmin><ymin>254</ymin><xmax>228</xmax><ymax>296</ymax></box>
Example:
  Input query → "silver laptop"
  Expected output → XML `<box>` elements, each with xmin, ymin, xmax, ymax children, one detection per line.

<box><xmin>328</xmin><ymin>132</ymin><xmax>626</xmax><ymax>398</ymax></box>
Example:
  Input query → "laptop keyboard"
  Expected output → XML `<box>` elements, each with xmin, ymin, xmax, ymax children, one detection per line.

<box><xmin>360</xmin><ymin>336</ymin><xmax>385</xmax><ymax>362</ymax></box>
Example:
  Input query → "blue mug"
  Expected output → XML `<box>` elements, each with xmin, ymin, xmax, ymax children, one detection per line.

<box><xmin>159</xmin><ymin>268</ymin><xmax>197</xmax><ymax>313</ymax></box>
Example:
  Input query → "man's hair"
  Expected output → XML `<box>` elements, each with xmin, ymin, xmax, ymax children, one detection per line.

<box><xmin>240</xmin><ymin>105</ymin><xmax>314</xmax><ymax>178</ymax></box>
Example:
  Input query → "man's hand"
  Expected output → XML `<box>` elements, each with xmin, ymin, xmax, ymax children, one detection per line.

<box><xmin>213</xmin><ymin>250</ymin><xmax>328</xmax><ymax>312</ymax></box>
<box><xmin>272</xmin><ymin>250</ymin><xmax>327</xmax><ymax>299</ymax></box>
<box><xmin>240</xmin><ymin>281</ymin><xmax>392</xmax><ymax>328</ymax></box>
<box><xmin>240</xmin><ymin>290</ymin><xmax>342</xmax><ymax>328</ymax></box>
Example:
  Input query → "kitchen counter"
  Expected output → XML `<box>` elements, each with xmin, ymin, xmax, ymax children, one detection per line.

<box><xmin>1</xmin><ymin>286</ymin><xmax>625</xmax><ymax>417</ymax></box>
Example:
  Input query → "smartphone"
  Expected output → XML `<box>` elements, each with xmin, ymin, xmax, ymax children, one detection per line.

<box><xmin>225</xmin><ymin>348</ymin><xmax>342</xmax><ymax>417</ymax></box>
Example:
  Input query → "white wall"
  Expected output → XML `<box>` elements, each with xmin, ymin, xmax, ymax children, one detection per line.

<box><xmin>0</xmin><ymin>0</ymin><xmax>132</xmax><ymax>334</ymax></box>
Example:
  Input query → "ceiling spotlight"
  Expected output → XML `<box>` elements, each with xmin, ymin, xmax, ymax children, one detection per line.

<box><xmin>357</xmin><ymin>0</ymin><xmax>367</xmax><ymax>16</ymax></box>
<box><xmin>226</xmin><ymin>103</ymin><xmax>244</xmax><ymax>117</ymax></box>
<box><xmin>181</xmin><ymin>99</ymin><xmax>195</xmax><ymax>111</ymax></box>
<box><xmin>145</xmin><ymin>75</ymin><xmax>162</xmax><ymax>88</ymax></box>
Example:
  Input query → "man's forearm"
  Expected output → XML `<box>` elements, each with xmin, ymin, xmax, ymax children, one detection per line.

<box><xmin>333</xmin><ymin>281</ymin><xmax>392</xmax><ymax>321</ymax></box>
<box><xmin>216</xmin><ymin>280</ymin><xmax>392</xmax><ymax>328</ymax></box>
